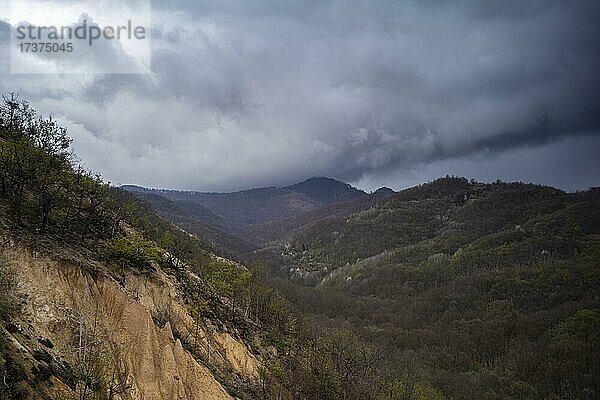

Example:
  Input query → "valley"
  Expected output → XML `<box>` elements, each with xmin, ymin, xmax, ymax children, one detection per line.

<box><xmin>126</xmin><ymin>176</ymin><xmax>600</xmax><ymax>400</ymax></box>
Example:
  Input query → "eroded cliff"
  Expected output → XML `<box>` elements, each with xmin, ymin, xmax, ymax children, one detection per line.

<box><xmin>0</xmin><ymin>232</ymin><xmax>265</xmax><ymax>400</ymax></box>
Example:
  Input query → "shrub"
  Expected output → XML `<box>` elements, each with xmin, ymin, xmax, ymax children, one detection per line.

<box><xmin>107</xmin><ymin>235</ymin><xmax>162</xmax><ymax>271</ymax></box>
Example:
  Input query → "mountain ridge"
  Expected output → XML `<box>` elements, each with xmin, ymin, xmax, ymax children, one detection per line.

<box><xmin>122</xmin><ymin>176</ymin><xmax>367</xmax><ymax>200</ymax></box>
<box><xmin>122</xmin><ymin>177</ymin><xmax>369</xmax><ymax>249</ymax></box>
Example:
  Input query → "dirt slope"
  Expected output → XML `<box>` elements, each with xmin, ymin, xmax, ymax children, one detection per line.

<box><xmin>0</xmin><ymin>234</ymin><xmax>262</xmax><ymax>400</ymax></box>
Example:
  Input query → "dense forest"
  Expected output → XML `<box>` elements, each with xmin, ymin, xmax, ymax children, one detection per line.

<box><xmin>1</xmin><ymin>95</ymin><xmax>599</xmax><ymax>400</ymax></box>
<box><xmin>269</xmin><ymin>177</ymin><xmax>600</xmax><ymax>399</ymax></box>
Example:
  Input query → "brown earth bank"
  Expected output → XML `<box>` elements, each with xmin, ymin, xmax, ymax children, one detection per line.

<box><xmin>0</xmin><ymin>232</ymin><xmax>266</xmax><ymax>400</ymax></box>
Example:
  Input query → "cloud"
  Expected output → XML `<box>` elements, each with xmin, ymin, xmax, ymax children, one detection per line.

<box><xmin>355</xmin><ymin>133</ymin><xmax>600</xmax><ymax>193</ymax></box>
<box><xmin>1</xmin><ymin>0</ymin><xmax>599</xmax><ymax>191</ymax></box>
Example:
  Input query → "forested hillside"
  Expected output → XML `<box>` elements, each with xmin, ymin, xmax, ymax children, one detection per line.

<box><xmin>136</xmin><ymin>171</ymin><xmax>600</xmax><ymax>399</ymax></box>
<box><xmin>0</xmin><ymin>95</ymin><xmax>297</xmax><ymax>399</ymax></box>
<box><xmin>123</xmin><ymin>177</ymin><xmax>368</xmax><ymax>242</ymax></box>
<box><xmin>276</xmin><ymin>177</ymin><xmax>600</xmax><ymax>399</ymax></box>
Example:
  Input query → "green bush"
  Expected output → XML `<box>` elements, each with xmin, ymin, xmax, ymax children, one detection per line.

<box><xmin>107</xmin><ymin>235</ymin><xmax>162</xmax><ymax>270</ymax></box>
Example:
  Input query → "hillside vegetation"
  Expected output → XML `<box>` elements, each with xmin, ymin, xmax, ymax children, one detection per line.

<box><xmin>123</xmin><ymin>177</ymin><xmax>368</xmax><ymax>245</ymax></box>
<box><xmin>133</xmin><ymin>170</ymin><xmax>600</xmax><ymax>399</ymax></box>
<box><xmin>0</xmin><ymin>94</ymin><xmax>297</xmax><ymax>399</ymax></box>
<box><xmin>278</xmin><ymin>177</ymin><xmax>600</xmax><ymax>399</ymax></box>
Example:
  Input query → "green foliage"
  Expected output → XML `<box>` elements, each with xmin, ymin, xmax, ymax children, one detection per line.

<box><xmin>107</xmin><ymin>235</ymin><xmax>162</xmax><ymax>270</ymax></box>
<box><xmin>190</xmin><ymin>297</ymin><xmax>212</xmax><ymax>320</ymax></box>
<box><xmin>0</xmin><ymin>94</ymin><xmax>123</xmax><ymax>240</ymax></box>
<box><xmin>288</xmin><ymin>328</ymin><xmax>382</xmax><ymax>399</ymax></box>
<box><xmin>379</xmin><ymin>380</ymin><xmax>446</xmax><ymax>400</ymax></box>
<box><xmin>558</xmin><ymin>309</ymin><xmax>600</xmax><ymax>345</ymax></box>
<box><xmin>268</xmin><ymin>363</ymin><xmax>288</xmax><ymax>384</ymax></box>
<box><xmin>413</xmin><ymin>383</ymin><xmax>446</xmax><ymax>400</ymax></box>
<box><xmin>204</xmin><ymin>259</ymin><xmax>251</xmax><ymax>297</ymax></box>
<box><xmin>243</xmin><ymin>266</ymin><xmax>297</xmax><ymax>349</ymax></box>
<box><xmin>158</xmin><ymin>230</ymin><xmax>193</xmax><ymax>269</ymax></box>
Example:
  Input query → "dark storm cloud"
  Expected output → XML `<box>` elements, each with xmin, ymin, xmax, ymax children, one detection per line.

<box><xmin>1</xmin><ymin>0</ymin><xmax>599</xmax><ymax>191</ymax></box>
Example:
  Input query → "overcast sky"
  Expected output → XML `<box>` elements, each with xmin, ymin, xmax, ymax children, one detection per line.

<box><xmin>1</xmin><ymin>0</ymin><xmax>599</xmax><ymax>192</ymax></box>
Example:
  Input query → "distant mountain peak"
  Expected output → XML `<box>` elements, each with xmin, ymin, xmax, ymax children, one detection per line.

<box><xmin>284</xmin><ymin>177</ymin><xmax>367</xmax><ymax>204</ymax></box>
<box><xmin>372</xmin><ymin>187</ymin><xmax>396</xmax><ymax>197</ymax></box>
<box><xmin>296</xmin><ymin>176</ymin><xmax>344</xmax><ymax>184</ymax></box>
<box><xmin>286</xmin><ymin>176</ymin><xmax>357</xmax><ymax>189</ymax></box>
